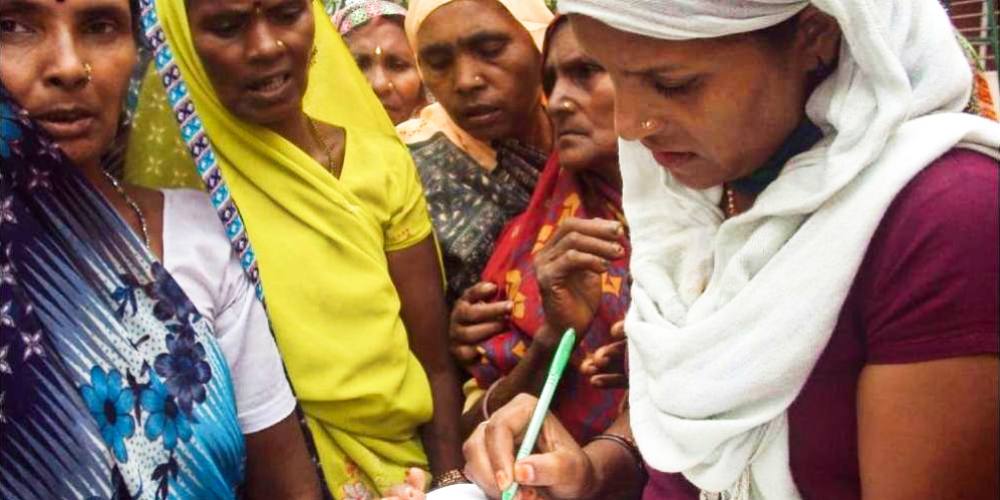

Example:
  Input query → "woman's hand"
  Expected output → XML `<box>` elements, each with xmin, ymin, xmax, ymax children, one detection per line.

<box><xmin>463</xmin><ymin>394</ymin><xmax>597</xmax><ymax>500</ymax></box>
<box><xmin>581</xmin><ymin>321</ymin><xmax>628</xmax><ymax>389</ymax></box>
<box><xmin>450</xmin><ymin>282</ymin><xmax>513</xmax><ymax>367</ymax></box>
<box><xmin>534</xmin><ymin>218</ymin><xmax>625</xmax><ymax>341</ymax></box>
<box><xmin>383</xmin><ymin>468</ymin><xmax>428</xmax><ymax>500</ymax></box>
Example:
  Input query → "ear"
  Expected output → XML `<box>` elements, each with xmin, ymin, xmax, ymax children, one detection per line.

<box><xmin>795</xmin><ymin>6</ymin><xmax>842</xmax><ymax>73</ymax></box>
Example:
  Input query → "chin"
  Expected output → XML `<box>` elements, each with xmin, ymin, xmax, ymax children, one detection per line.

<box><xmin>236</xmin><ymin>102</ymin><xmax>301</xmax><ymax>128</ymax></box>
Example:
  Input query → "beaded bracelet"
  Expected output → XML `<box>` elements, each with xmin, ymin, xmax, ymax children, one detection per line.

<box><xmin>590</xmin><ymin>433</ymin><xmax>647</xmax><ymax>480</ymax></box>
<box><xmin>430</xmin><ymin>468</ymin><xmax>470</xmax><ymax>490</ymax></box>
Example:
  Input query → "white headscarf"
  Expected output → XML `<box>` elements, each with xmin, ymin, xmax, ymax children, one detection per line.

<box><xmin>558</xmin><ymin>1</ymin><xmax>1000</xmax><ymax>499</ymax></box>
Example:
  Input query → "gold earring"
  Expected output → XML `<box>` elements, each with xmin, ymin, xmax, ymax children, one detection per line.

<box><xmin>310</xmin><ymin>46</ymin><xmax>318</xmax><ymax>66</ymax></box>
<box><xmin>83</xmin><ymin>63</ymin><xmax>93</xmax><ymax>83</ymax></box>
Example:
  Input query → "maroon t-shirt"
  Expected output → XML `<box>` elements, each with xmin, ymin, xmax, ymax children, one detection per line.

<box><xmin>643</xmin><ymin>149</ymin><xmax>1000</xmax><ymax>500</ymax></box>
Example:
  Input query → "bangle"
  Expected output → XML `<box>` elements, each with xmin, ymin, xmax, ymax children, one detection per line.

<box><xmin>481</xmin><ymin>377</ymin><xmax>504</xmax><ymax>421</ymax></box>
<box><xmin>430</xmin><ymin>468</ymin><xmax>469</xmax><ymax>490</ymax></box>
<box><xmin>590</xmin><ymin>433</ymin><xmax>646</xmax><ymax>479</ymax></box>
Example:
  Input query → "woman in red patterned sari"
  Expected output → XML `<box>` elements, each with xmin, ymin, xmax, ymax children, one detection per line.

<box><xmin>449</xmin><ymin>16</ymin><xmax>629</xmax><ymax>442</ymax></box>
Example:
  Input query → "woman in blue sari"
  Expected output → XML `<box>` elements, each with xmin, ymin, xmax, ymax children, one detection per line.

<box><xmin>0</xmin><ymin>0</ymin><xmax>319</xmax><ymax>497</ymax></box>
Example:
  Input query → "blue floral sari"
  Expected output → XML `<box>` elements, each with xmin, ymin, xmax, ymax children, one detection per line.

<box><xmin>0</xmin><ymin>86</ymin><xmax>245</xmax><ymax>498</ymax></box>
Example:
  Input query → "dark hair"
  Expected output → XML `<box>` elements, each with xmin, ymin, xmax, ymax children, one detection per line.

<box><xmin>750</xmin><ymin>12</ymin><xmax>802</xmax><ymax>48</ymax></box>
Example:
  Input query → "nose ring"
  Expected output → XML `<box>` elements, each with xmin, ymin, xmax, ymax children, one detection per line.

<box><xmin>473</xmin><ymin>75</ymin><xmax>484</xmax><ymax>84</ymax></box>
<box><xmin>560</xmin><ymin>100</ymin><xmax>575</xmax><ymax>112</ymax></box>
<box><xmin>83</xmin><ymin>63</ymin><xmax>93</xmax><ymax>83</ymax></box>
<box><xmin>374</xmin><ymin>46</ymin><xmax>383</xmax><ymax>57</ymax></box>
<box><xmin>276</xmin><ymin>40</ymin><xmax>286</xmax><ymax>49</ymax></box>
<box><xmin>641</xmin><ymin>119</ymin><xmax>657</xmax><ymax>130</ymax></box>
<box><xmin>387</xmin><ymin>81</ymin><xmax>395</xmax><ymax>90</ymax></box>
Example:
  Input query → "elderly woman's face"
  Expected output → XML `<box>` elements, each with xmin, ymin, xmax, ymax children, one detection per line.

<box><xmin>187</xmin><ymin>0</ymin><xmax>314</xmax><ymax>127</ymax></box>
<box><xmin>346</xmin><ymin>17</ymin><xmax>424</xmax><ymax>125</ymax></box>
<box><xmin>544</xmin><ymin>23</ymin><xmax>618</xmax><ymax>177</ymax></box>
<box><xmin>0</xmin><ymin>0</ymin><xmax>137</xmax><ymax>168</ymax></box>
<box><xmin>416</xmin><ymin>0</ymin><xmax>543</xmax><ymax>142</ymax></box>
<box><xmin>571</xmin><ymin>14</ymin><xmax>835</xmax><ymax>190</ymax></box>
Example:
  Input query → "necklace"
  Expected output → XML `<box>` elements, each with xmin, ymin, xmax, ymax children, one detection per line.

<box><xmin>102</xmin><ymin>170</ymin><xmax>150</xmax><ymax>247</ymax></box>
<box><xmin>306</xmin><ymin>116</ymin><xmax>336</xmax><ymax>173</ymax></box>
<box><xmin>724</xmin><ymin>184</ymin><xmax>737</xmax><ymax>218</ymax></box>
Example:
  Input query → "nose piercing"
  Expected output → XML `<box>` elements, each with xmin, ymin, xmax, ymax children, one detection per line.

<box><xmin>387</xmin><ymin>81</ymin><xmax>395</xmax><ymax>90</ymax></box>
<box><xmin>276</xmin><ymin>40</ymin><xmax>286</xmax><ymax>49</ymax></box>
<box><xmin>83</xmin><ymin>63</ymin><xmax>93</xmax><ymax>83</ymax></box>
<box><xmin>473</xmin><ymin>75</ymin><xmax>484</xmax><ymax>84</ymax></box>
<box><xmin>374</xmin><ymin>46</ymin><xmax>383</xmax><ymax>57</ymax></box>
<box><xmin>560</xmin><ymin>100</ymin><xmax>575</xmax><ymax>112</ymax></box>
<box><xmin>641</xmin><ymin>119</ymin><xmax>657</xmax><ymax>130</ymax></box>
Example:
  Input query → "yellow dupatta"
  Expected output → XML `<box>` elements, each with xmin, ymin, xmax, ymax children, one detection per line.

<box><xmin>148</xmin><ymin>1</ymin><xmax>434</xmax><ymax>496</ymax></box>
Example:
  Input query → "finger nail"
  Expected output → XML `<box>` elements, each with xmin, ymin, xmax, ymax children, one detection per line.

<box><xmin>615</xmin><ymin>244</ymin><xmax>625</xmax><ymax>255</ymax></box>
<box><xmin>495</xmin><ymin>470</ymin><xmax>511</xmax><ymax>490</ymax></box>
<box><xmin>505</xmin><ymin>301</ymin><xmax>514</xmax><ymax>311</ymax></box>
<box><xmin>515</xmin><ymin>463</ymin><xmax>535</xmax><ymax>483</ymax></box>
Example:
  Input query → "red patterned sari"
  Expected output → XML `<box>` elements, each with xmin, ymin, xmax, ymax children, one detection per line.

<box><xmin>470</xmin><ymin>153</ymin><xmax>629</xmax><ymax>443</ymax></box>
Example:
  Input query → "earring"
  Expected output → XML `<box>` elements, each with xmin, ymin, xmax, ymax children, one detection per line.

<box><xmin>641</xmin><ymin>119</ymin><xmax>657</xmax><ymax>130</ymax></box>
<box><xmin>83</xmin><ymin>63</ymin><xmax>93</xmax><ymax>83</ymax></box>
<box><xmin>310</xmin><ymin>46</ymin><xmax>318</xmax><ymax>66</ymax></box>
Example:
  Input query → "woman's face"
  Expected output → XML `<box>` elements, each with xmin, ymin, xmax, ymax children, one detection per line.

<box><xmin>0</xmin><ymin>0</ymin><xmax>137</xmax><ymax>168</ymax></box>
<box><xmin>543</xmin><ymin>23</ymin><xmax>618</xmax><ymax>178</ymax></box>
<box><xmin>416</xmin><ymin>0</ymin><xmax>543</xmax><ymax>143</ymax></box>
<box><xmin>187</xmin><ymin>0</ymin><xmax>314</xmax><ymax>127</ymax></box>
<box><xmin>570</xmin><ymin>13</ymin><xmax>838</xmax><ymax>190</ymax></box>
<box><xmin>346</xmin><ymin>17</ymin><xmax>424</xmax><ymax>125</ymax></box>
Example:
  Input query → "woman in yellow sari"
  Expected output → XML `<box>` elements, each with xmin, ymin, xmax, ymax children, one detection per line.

<box><xmin>131</xmin><ymin>0</ymin><xmax>464</xmax><ymax>497</ymax></box>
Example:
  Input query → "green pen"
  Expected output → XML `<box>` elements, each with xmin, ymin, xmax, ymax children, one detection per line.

<box><xmin>501</xmin><ymin>328</ymin><xmax>577</xmax><ymax>500</ymax></box>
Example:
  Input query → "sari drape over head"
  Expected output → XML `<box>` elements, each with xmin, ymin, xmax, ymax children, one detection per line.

<box><xmin>137</xmin><ymin>0</ymin><xmax>435</xmax><ymax>496</ymax></box>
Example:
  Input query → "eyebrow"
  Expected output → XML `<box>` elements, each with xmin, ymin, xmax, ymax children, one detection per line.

<box><xmin>460</xmin><ymin>30</ymin><xmax>510</xmax><ymax>47</ymax></box>
<box><xmin>1</xmin><ymin>1</ymin><xmax>43</xmax><ymax>15</ymax></box>
<box><xmin>623</xmin><ymin>64</ymin><xmax>687</xmax><ymax>77</ymax></box>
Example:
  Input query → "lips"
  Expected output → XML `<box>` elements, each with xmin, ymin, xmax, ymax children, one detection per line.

<box><xmin>461</xmin><ymin>104</ymin><xmax>503</xmax><ymax>127</ymax></box>
<box><xmin>33</xmin><ymin>107</ymin><xmax>97</xmax><ymax>140</ymax></box>
<box><xmin>652</xmin><ymin>151</ymin><xmax>696</xmax><ymax>171</ymax></box>
<box><xmin>245</xmin><ymin>72</ymin><xmax>292</xmax><ymax>97</ymax></box>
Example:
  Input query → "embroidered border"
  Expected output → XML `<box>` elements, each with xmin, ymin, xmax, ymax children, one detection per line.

<box><xmin>138</xmin><ymin>0</ymin><xmax>265</xmax><ymax>302</ymax></box>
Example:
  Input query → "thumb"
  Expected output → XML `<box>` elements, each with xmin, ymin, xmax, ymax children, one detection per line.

<box><xmin>513</xmin><ymin>452</ymin><xmax>572</xmax><ymax>487</ymax></box>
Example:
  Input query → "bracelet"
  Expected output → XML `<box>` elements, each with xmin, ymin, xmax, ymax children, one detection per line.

<box><xmin>590</xmin><ymin>433</ymin><xmax>646</xmax><ymax>479</ymax></box>
<box><xmin>481</xmin><ymin>377</ymin><xmax>504</xmax><ymax>421</ymax></box>
<box><xmin>430</xmin><ymin>468</ymin><xmax>469</xmax><ymax>490</ymax></box>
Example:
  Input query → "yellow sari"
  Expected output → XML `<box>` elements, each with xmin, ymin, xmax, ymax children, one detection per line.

<box><xmin>135</xmin><ymin>1</ymin><xmax>434</xmax><ymax>496</ymax></box>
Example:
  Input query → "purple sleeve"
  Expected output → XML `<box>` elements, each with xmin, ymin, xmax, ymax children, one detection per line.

<box><xmin>857</xmin><ymin>149</ymin><xmax>999</xmax><ymax>364</ymax></box>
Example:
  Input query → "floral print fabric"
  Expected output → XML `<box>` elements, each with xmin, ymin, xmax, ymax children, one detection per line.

<box><xmin>0</xmin><ymin>87</ymin><xmax>244</xmax><ymax>499</ymax></box>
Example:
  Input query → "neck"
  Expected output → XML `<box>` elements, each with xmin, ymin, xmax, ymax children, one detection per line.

<box><xmin>516</xmin><ymin>99</ymin><xmax>554</xmax><ymax>153</ymax></box>
<box><xmin>268</xmin><ymin>112</ymin><xmax>316</xmax><ymax>157</ymax></box>
<box><xmin>78</xmin><ymin>158</ymin><xmax>118</xmax><ymax>201</ymax></box>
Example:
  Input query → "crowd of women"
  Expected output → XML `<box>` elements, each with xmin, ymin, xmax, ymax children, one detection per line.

<box><xmin>0</xmin><ymin>0</ymin><xmax>997</xmax><ymax>499</ymax></box>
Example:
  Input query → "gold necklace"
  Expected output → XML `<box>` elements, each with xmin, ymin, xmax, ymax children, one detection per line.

<box><xmin>103</xmin><ymin>170</ymin><xmax>150</xmax><ymax>247</ymax></box>
<box><xmin>306</xmin><ymin>116</ymin><xmax>335</xmax><ymax>173</ymax></box>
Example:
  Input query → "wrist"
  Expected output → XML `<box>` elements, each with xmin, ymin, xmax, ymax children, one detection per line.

<box><xmin>532</xmin><ymin>323</ymin><xmax>563</xmax><ymax>353</ymax></box>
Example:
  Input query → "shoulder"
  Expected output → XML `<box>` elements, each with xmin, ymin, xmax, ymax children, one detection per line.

<box><xmin>854</xmin><ymin>148</ymin><xmax>998</xmax><ymax>362</ymax></box>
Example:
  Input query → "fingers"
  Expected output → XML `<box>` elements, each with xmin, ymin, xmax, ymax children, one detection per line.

<box><xmin>406</xmin><ymin>468</ymin><xmax>426</xmax><ymax>490</ymax></box>
<box><xmin>545</xmin><ymin>232</ymin><xmax>625</xmax><ymax>266</ymax></box>
<box><xmin>453</xmin><ymin>319</ymin><xmax>508</xmax><ymax>345</ymax></box>
<box><xmin>549</xmin><ymin>218</ymin><xmax>624</xmax><ymax>249</ymax></box>
<box><xmin>541</xmin><ymin>249</ymin><xmax>610</xmax><ymax>279</ymax></box>
<box><xmin>483</xmin><ymin>395</ymin><xmax>539</xmax><ymax>492</ymax></box>
<box><xmin>589</xmin><ymin>374</ymin><xmax>628</xmax><ymax>389</ymax></box>
<box><xmin>451</xmin><ymin>344</ymin><xmax>482</xmax><ymax>366</ymax></box>
<box><xmin>460</xmin><ymin>281</ymin><xmax>501</xmax><ymax>303</ymax></box>
<box><xmin>463</xmin><ymin>422</ymin><xmax>500</xmax><ymax>498</ymax></box>
<box><xmin>610</xmin><ymin>320</ymin><xmax>625</xmax><ymax>340</ymax></box>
